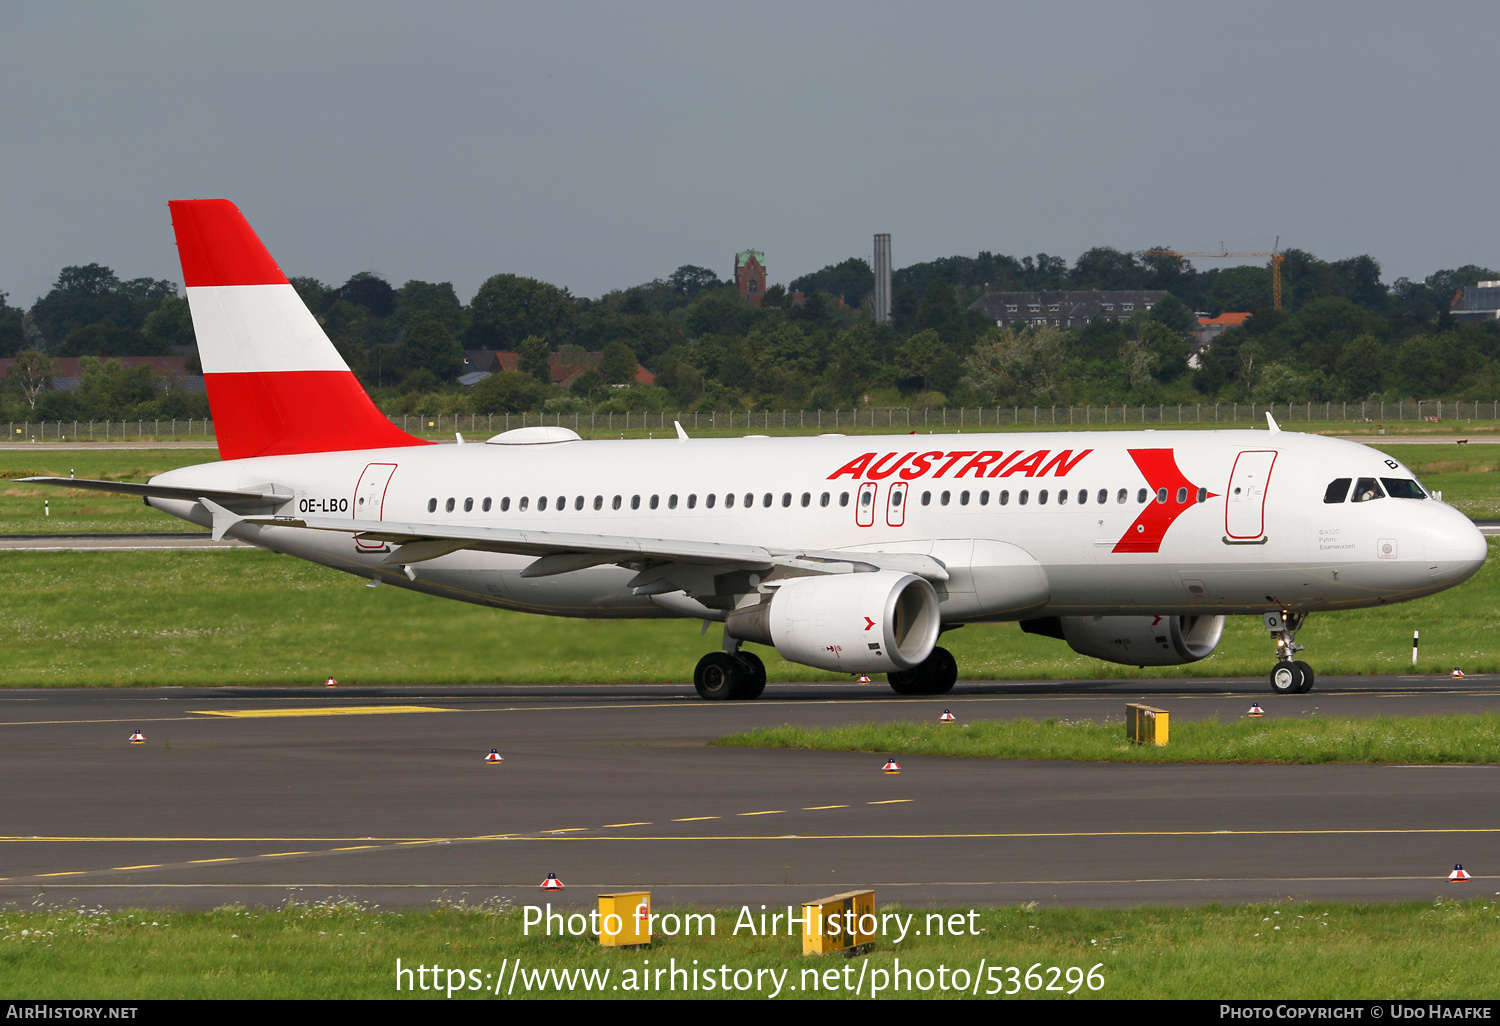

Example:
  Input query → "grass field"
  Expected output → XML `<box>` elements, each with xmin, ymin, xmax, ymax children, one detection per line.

<box><xmin>2</xmin><ymin>899</ymin><xmax>1497</xmax><ymax>999</ymax></box>
<box><xmin>712</xmin><ymin>713</ymin><xmax>1500</xmax><ymax>765</ymax></box>
<box><xmin>0</xmin><ymin>539</ymin><xmax>1495</xmax><ymax>686</ymax></box>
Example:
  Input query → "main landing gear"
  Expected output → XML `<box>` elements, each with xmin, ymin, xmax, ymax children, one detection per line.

<box><xmin>888</xmin><ymin>646</ymin><xmax>958</xmax><ymax>696</ymax></box>
<box><xmin>1265</xmin><ymin>610</ymin><xmax>1315</xmax><ymax>695</ymax></box>
<box><xmin>693</xmin><ymin>635</ymin><xmax>767</xmax><ymax>701</ymax></box>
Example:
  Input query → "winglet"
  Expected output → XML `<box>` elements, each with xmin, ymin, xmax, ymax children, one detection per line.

<box><xmin>674</xmin><ymin>420</ymin><xmax>689</xmax><ymax>441</ymax></box>
<box><xmin>199</xmin><ymin>497</ymin><xmax>245</xmax><ymax>542</ymax></box>
<box><xmin>1265</xmin><ymin>411</ymin><xmax>1281</xmax><ymax>433</ymax></box>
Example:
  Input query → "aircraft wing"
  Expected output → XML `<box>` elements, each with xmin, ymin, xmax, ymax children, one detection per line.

<box><xmin>211</xmin><ymin>504</ymin><xmax>949</xmax><ymax>589</ymax></box>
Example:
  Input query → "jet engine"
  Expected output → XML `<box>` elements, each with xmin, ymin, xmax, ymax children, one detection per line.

<box><xmin>726</xmin><ymin>570</ymin><xmax>941</xmax><ymax>674</ymax></box>
<box><xmin>1022</xmin><ymin>614</ymin><xmax>1226</xmax><ymax>667</ymax></box>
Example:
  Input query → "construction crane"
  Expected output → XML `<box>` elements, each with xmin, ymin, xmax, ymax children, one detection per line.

<box><xmin>1139</xmin><ymin>240</ymin><xmax>1284</xmax><ymax>310</ymax></box>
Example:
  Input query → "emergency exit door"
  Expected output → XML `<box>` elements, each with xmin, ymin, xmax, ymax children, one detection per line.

<box><xmin>353</xmin><ymin>462</ymin><xmax>398</xmax><ymax>550</ymax></box>
<box><xmin>1225</xmin><ymin>450</ymin><xmax>1276</xmax><ymax>540</ymax></box>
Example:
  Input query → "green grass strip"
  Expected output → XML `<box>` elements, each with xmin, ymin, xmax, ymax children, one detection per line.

<box><xmin>3</xmin><ymin>899</ymin><xmax>1499</xmax><ymax>998</ymax></box>
<box><xmin>713</xmin><ymin>713</ymin><xmax>1500</xmax><ymax>764</ymax></box>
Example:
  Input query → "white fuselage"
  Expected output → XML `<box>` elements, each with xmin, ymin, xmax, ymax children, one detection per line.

<box><xmin>146</xmin><ymin>429</ymin><xmax>1486</xmax><ymax>623</ymax></box>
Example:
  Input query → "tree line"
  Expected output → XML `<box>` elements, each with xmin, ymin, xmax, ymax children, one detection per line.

<box><xmin>3</xmin><ymin>244</ymin><xmax>1497</xmax><ymax>423</ymax></box>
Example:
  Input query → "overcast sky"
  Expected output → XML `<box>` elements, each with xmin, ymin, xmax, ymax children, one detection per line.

<box><xmin>3</xmin><ymin>2</ymin><xmax>1496</xmax><ymax>306</ymax></box>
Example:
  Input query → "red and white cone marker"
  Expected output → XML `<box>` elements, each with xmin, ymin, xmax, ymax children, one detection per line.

<box><xmin>939</xmin><ymin>709</ymin><xmax>956</xmax><ymax>723</ymax></box>
<box><xmin>128</xmin><ymin>730</ymin><xmax>146</xmax><ymax>744</ymax></box>
<box><xmin>1452</xmin><ymin>668</ymin><xmax>1465</xmax><ymax>679</ymax></box>
<box><xmin>1248</xmin><ymin>704</ymin><xmax>1265</xmax><ymax>717</ymax></box>
<box><xmin>325</xmin><ymin>676</ymin><xmax>337</xmax><ymax>688</ymax></box>
<box><xmin>882</xmin><ymin>757</ymin><xmax>901</xmax><ymax>774</ymax></box>
<box><xmin>1449</xmin><ymin>864</ymin><xmax>1472</xmax><ymax>882</ymax></box>
<box><xmin>540</xmin><ymin>873</ymin><xmax>564</xmax><ymax>891</ymax></box>
<box><xmin>857</xmin><ymin>674</ymin><xmax>872</xmax><ymax>685</ymax></box>
<box><xmin>484</xmin><ymin>749</ymin><xmax>504</xmax><ymax>764</ymax></box>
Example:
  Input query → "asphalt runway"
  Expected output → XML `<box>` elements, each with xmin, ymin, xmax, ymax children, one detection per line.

<box><xmin>1</xmin><ymin>675</ymin><xmax>1497</xmax><ymax>912</ymax></box>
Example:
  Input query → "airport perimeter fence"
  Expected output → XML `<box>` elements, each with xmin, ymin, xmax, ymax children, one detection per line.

<box><xmin>5</xmin><ymin>401</ymin><xmax>1500</xmax><ymax>443</ymax></box>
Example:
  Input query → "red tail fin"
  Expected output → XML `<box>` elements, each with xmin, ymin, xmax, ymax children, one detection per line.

<box><xmin>169</xmin><ymin>199</ymin><xmax>430</xmax><ymax>460</ymax></box>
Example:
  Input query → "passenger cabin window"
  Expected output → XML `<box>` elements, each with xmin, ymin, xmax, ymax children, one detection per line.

<box><xmin>1038</xmin><ymin>489</ymin><xmax>1048</xmax><ymax>505</ymax></box>
<box><xmin>705</xmin><ymin>494</ymin><xmax>715</xmax><ymax>509</ymax></box>
<box><xmin>781</xmin><ymin>492</ymin><xmax>792</xmax><ymax>507</ymax></box>
<box><xmin>427</xmin><ymin>498</ymin><xmax>437</xmax><ymax>513</ymax></box>
<box><xmin>574</xmin><ymin>496</ymin><xmax>584</xmax><ymax>510</ymax></box>
<box><xmin>648</xmin><ymin>495</ymin><xmax>658</xmax><ymax>509</ymax></box>
<box><xmin>612</xmin><ymin>495</ymin><xmax>622</xmax><ymax>510</ymax></box>
<box><xmin>464</xmin><ymin>497</ymin><xmax>473</xmax><ymax>512</ymax></box>
<box><xmin>669</xmin><ymin>494</ymin><xmax>679</xmax><ymax>509</ymax></box>
<box><xmin>725</xmin><ymin>493</ymin><xmax>735</xmax><ymax>508</ymax></box>
<box><xmin>537</xmin><ymin>496</ymin><xmax>548</xmax><ymax>511</ymax></box>
<box><xmin>1136</xmin><ymin>489</ymin><xmax>1148</xmax><ymax>503</ymax></box>
<box><xmin>891</xmin><ymin>490</ymin><xmax>903</xmax><ymax>508</ymax></box>
<box><xmin>519</xmin><ymin>497</ymin><xmax>529</xmax><ymax>511</ymax></box>
<box><xmin>500</xmin><ymin>497</ymin><xmax>510</xmax><ymax>512</ymax></box>
<box><xmin>1352</xmin><ymin>478</ymin><xmax>1384</xmax><ymax>502</ymax></box>
<box><xmin>1097</xmin><ymin>489</ymin><xmax>1107</xmax><ymax>504</ymax></box>
<box><xmin>1057</xmin><ymin>489</ymin><xmax>1067</xmax><ymax>505</ymax></box>
<box><xmin>1019</xmin><ymin>490</ymin><xmax>1029</xmax><ymax>505</ymax></box>
<box><xmin>556</xmin><ymin>495</ymin><xmax>565</xmax><ymax>510</ymax></box>
<box><xmin>979</xmin><ymin>490</ymin><xmax>990</xmax><ymax>505</ymax></box>
<box><xmin>921</xmin><ymin>491</ymin><xmax>931</xmax><ymax>506</ymax></box>
<box><xmin>800</xmin><ymin>492</ymin><xmax>811</xmax><ymax>507</ymax></box>
<box><xmin>631</xmin><ymin>495</ymin><xmax>641</xmax><ymax>509</ymax></box>
<box><xmin>687</xmin><ymin>494</ymin><xmax>697</xmax><ymax>509</ymax></box>
<box><xmin>999</xmin><ymin>490</ymin><xmax>1009</xmax><ymax>505</ymax></box>
<box><xmin>1116</xmin><ymin>489</ymin><xmax>1127</xmax><ymax>503</ymax></box>
<box><xmin>593</xmin><ymin>496</ymin><xmax>603</xmax><ymax>510</ymax></box>
<box><xmin>482</xmin><ymin>497</ymin><xmax>492</xmax><ymax>512</ymax></box>
<box><xmin>743</xmin><ymin>493</ymin><xmax>754</xmax><ymax>508</ymax></box>
<box><xmin>839</xmin><ymin>492</ymin><xmax>850</xmax><ymax>507</ymax></box>
<box><xmin>763</xmin><ymin>493</ymin><xmax>773</xmax><ymax>508</ymax></box>
<box><xmin>960</xmin><ymin>490</ymin><xmax>970</xmax><ymax>505</ymax></box>
<box><xmin>1196</xmin><ymin>487</ymin><xmax>1207</xmax><ymax>503</ymax></box>
<box><xmin>445</xmin><ymin>497</ymin><xmax>456</xmax><ymax>512</ymax></box>
<box><xmin>1324</xmin><ymin>479</ymin><xmax>1351</xmax><ymax>503</ymax></box>
<box><xmin>819</xmin><ymin>492</ymin><xmax>830</xmax><ymax>507</ymax></box>
<box><xmin>862</xmin><ymin>490</ymin><xmax>874</xmax><ymax>507</ymax></box>
<box><xmin>940</xmin><ymin>491</ymin><xmax>950</xmax><ymax>506</ymax></box>
<box><xmin>1382</xmin><ymin>478</ymin><xmax>1426</xmax><ymax>499</ymax></box>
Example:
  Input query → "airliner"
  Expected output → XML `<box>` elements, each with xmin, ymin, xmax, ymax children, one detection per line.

<box><xmin>25</xmin><ymin>200</ymin><xmax>1488</xmax><ymax>699</ymax></box>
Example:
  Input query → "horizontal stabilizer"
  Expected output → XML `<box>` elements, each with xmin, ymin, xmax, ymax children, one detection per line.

<box><xmin>19</xmin><ymin>477</ymin><xmax>292</xmax><ymax>506</ymax></box>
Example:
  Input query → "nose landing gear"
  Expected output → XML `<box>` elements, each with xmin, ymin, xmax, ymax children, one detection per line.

<box><xmin>1265</xmin><ymin>609</ymin><xmax>1315</xmax><ymax>694</ymax></box>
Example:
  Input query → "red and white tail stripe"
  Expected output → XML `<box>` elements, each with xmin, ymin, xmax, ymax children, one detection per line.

<box><xmin>169</xmin><ymin>199</ymin><xmax>429</xmax><ymax>460</ymax></box>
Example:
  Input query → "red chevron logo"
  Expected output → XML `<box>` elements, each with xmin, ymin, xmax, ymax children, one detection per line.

<box><xmin>1113</xmin><ymin>449</ymin><xmax>1218</xmax><ymax>553</ymax></box>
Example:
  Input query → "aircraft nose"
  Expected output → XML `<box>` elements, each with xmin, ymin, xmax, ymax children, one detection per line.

<box><xmin>1425</xmin><ymin>509</ymin><xmax>1488</xmax><ymax>583</ymax></box>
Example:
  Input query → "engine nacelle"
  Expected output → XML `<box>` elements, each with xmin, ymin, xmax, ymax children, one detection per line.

<box><xmin>1022</xmin><ymin>614</ymin><xmax>1226</xmax><ymax>667</ymax></box>
<box><xmin>726</xmin><ymin>570</ymin><xmax>941</xmax><ymax>674</ymax></box>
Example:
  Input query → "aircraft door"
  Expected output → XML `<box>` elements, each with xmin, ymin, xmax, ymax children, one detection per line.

<box><xmin>353</xmin><ymin>462</ymin><xmax>398</xmax><ymax>550</ymax></box>
<box><xmin>856</xmin><ymin>482</ymin><xmax>878</xmax><ymax>527</ymax></box>
<box><xmin>886</xmin><ymin>482</ymin><xmax>908</xmax><ymax>527</ymax></box>
<box><xmin>1225</xmin><ymin>450</ymin><xmax>1277</xmax><ymax>540</ymax></box>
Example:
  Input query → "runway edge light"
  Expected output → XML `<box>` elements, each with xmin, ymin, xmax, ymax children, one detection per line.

<box><xmin>1248</xmin><ymin>703</ymin><xmax>1265</xmax><ymax>717</ymax></box>
<box><xmin>485</xmin><ymin>749</ymin><xmax>504</xmax><ymax>764</ymax></box>
<box><xmin>882</xmin><ymin>757</ymin><xmax>901</xmax><ymax>774</ymax></box>
<box><xmin>128</xmin><ymin>730</ymin><xmax>145</xmax><ymax>744</ymax></box>
<box><xmin>1452</xmin><ymin>667</ymin><xmax>1465</xmax><ymax>678</ymax></box>
<box><xmin>541</xmin><ymin>873</ymin><xmax>564</xmax><ymax>891</ymax></box>
<box><xmin>325</xmin><ymin>676</ymin><xmax>337</xmax><ymax>688</ymax></box>
<box><xmin>939</xmin><ymin>709</ymin><xmax>956</xmax><ymax>723</ymax></box>
<box><xmin>857</xmin><ymin>675</ymin><xmax>872</xmax><ymax>685</ymax></box>
<box><xmin>1449</xmin><ymin>864</ymin><xmax>1472</xmax><ymax>882</ymax></box>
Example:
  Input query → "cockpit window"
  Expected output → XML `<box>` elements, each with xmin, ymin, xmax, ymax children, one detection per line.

<box><xmin>1323</xmin><ymin>478</ymin><xmax>1351</xmax><ymax>504</ymax></box>
<box><xmin>1381</xmin><ymin>477</ymin><xmax>1426</xmax><ymax>499</ymax></box>
<box><xmin>1351</xmin><ymin>477</ymin><xmax>1384</xmax><ymax>502</ymax></box>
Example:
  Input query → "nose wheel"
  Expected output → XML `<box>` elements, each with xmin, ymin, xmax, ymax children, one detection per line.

<box><xmin>1264</xmin><ymin>610</ymin><xmax>1315</xmax><ymax>694</ymax></box>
